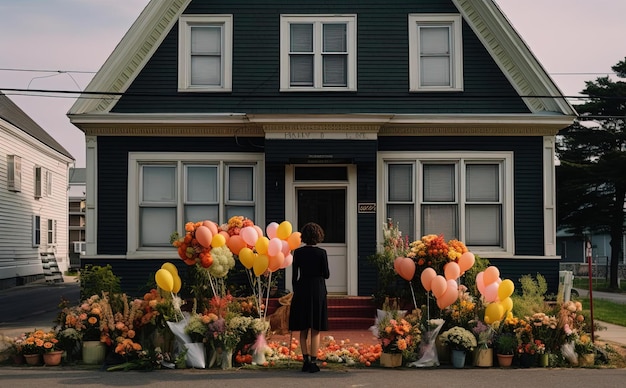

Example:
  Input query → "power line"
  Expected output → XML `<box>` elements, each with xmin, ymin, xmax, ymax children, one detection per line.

<box><xmin>0</xmin><ymin>67</ymin><xmax>96</xmax><ymax>74</ymax></box>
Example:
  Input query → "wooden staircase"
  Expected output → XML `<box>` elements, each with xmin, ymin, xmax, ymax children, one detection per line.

<box><xmin>266</xmin><ymin>295</ymin><xmax>376</xmax><ymax>331</ymax></box>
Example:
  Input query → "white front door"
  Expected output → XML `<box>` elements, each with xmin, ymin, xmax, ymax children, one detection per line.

<box><xmin>284</xmin><ymin>165</ymin><xmax>357</xmax><ymax>295</ymax></box>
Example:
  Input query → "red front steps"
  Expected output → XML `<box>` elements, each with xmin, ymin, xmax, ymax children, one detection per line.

<box><xmin>266</xmin><ymin>295</ymin><xmax>376</xmax><ymax>331</ymax></box>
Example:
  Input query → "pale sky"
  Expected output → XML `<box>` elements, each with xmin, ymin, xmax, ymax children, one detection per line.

<box><xmin>1</xmin><ymin>0</ymin><xmax>625</xmax><ymax>167</ymax></box>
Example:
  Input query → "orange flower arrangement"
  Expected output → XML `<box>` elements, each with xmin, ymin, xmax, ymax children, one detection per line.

<box><xmin>406</xmin><ymin>234</ymin><xmax>468</xmax><ymax>273</ymax></box>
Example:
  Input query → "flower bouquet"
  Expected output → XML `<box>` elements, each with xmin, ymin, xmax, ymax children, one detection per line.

<box><xmin>439</xmin><ymin>326</ymin><xmax>477</xmax><ymax>352</ymax></box>
<box><xmin>407</xmin><ymin>234</ymin><xmax>468</xmax><ymax>273</ymax></box>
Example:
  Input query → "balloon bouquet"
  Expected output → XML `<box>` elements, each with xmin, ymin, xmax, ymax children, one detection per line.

<box><xmin>154</xmin><ymin>262</ymin><xmax>184</xmax><ymax>320</ymax></box>
<box><xmin>476</xmin><ymin>266</ymin><xmax>515</xmax><ymax>324</ymax></box>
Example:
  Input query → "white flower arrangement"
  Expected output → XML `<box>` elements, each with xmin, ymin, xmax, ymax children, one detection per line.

<box><xmin>439</xmin><ymin>326</ymin><xmax>477</xmax><ymax>351</ymax></box>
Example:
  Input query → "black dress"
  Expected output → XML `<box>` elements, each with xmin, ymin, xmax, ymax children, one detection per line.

<box><xmin>288</xmin><ymin>245</ymin><xmax>330</xmax><ymax>331</ymax></box>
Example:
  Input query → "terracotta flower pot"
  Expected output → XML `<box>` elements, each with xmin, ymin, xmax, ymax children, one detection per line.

<box><xmin>24</xmin><ymin>353</ymin><xmax>42</xmax><ymax>366</ymax></box>
<box><xmin>496</xmin><ymin>353</ymin><xmax>513</xmax><ymax>367</ymax></box>
<box><xmin>43</xmin><ymin>351</ymin><xmax>63</xmax><ymax>366</ymax></box>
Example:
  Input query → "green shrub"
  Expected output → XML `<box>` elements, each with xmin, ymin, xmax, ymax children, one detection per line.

<box><xmin>79</xmin><ymin>264</ymin><xmax>121</xmax><ymax>300</ymax></box>
<box><xmin>511</xmin><ymin>273</ymin><xmax>548</xmax><ymax>318</ymax></box>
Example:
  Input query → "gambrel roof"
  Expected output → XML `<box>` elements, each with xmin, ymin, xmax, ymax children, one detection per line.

<box><xmin>68</xmin><ymin>0</ymin><xmax>576</xmax><ymax>128</ymax></box>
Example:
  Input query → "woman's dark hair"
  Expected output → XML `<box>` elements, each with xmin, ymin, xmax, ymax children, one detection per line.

<box><xmin>300</xmin><ymin>222</ymin><xmax>324</xmax><ymax>245</ymax></box>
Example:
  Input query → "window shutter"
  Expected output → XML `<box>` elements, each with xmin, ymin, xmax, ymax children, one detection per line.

<box><xmin>7</xmin><ymin>155</ymin><xmax>21</xmax><ymax>192</ymax></box>
<box><xmin>34</xmin><ymin>166</ymin><xmax>42</xmax><ymax>198</ymax></box>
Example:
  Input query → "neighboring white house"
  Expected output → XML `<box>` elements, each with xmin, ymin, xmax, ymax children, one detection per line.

<box><xmin>0</xmin><ymin>92</ymin><xmax>74</xmax><ymax>289</ymax></box>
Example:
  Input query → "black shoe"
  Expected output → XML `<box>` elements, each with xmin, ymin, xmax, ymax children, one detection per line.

<box><xmin>308</xmin><ymin>362</ymin><xmax>320</xmax><ymax>373</ymax></box>
<box><xmin>301</xmin><ymin>360</ymin><xmax>310</xmax><ymax>372</ymax></box>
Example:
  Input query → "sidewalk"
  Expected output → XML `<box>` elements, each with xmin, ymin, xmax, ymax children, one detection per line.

<box><xmin>572</xmin><ymin>288</ymin><xmax>626</xmax><ymax>347</ymax></box>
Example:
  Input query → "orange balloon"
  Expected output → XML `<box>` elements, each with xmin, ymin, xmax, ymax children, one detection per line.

<box><xmin>437</xmin><ymin>280</ymin><xmax>458</xmax><ymax>309</ymax></box>
<box><xmin>394</xmin><ymin>257</ymin><xmax>415</xmax><ymax>281</ymax></box>
<box><xmin>195</xmin><ymin>225</ymin><xmax>213</xmax><ymax>248</ymax></box>
<box><xmin>287</xmin><ymin>232</ymin><xmax>302</xmax><ymax>250</ymax></box>
<box><xmin>444</xmin><ymin>262</ymin><xmax>460</xmax><ymax>280</ymax></box>
<box><xmin>483</xmin><ymin>266</ymin><xmax>500</xmax><ymax>285</ymax></box>
<box><xmin>458</xmin><ymin>251</ymin><xmax>475</xmax><ymax>274</ymax></box>
<box><xmin>268</xmin><ymin>252</ymin><xmax>284</xmax><ymax>272</ymax></box>
<box><xmin>203</xmin><ymin>220</ymin><xmax>219</xmax><ymax>236</ymax></box>
<box><xmin>420</xmin><ymin>267</ymin><xmax>437</xmax><ymax>291</ymax></box>
<box><xmin>431</xmin><ymin>275</ymin><xmax>447</xmax><ymax>299</ymax></box>
<box><xmin>227</xmin><ymin>235</ymin><xmax>246</xmax><ymax>255</ymax></box>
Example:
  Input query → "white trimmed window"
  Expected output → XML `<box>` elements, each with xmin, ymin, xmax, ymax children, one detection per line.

<box><xmin>382</xmin><ymin>152</ymin><xmax>513</xmax><ymax>254</ymax></box>
<box><xmin>408</xmin><ymin>14</ymin><xmax>463</xmax><ymax>92</ymax></box>
<box><xmin>178</xmin><ymin>15</ymin><xmax>233</xmax><ymax>92</ymax></box>
<box><xmin>128</xmin><ymin>153</ymin><xmax>263</xmax><ymax>255</ymax></box>
<box><xmin>46</xmin><ymin>170</ymin><xmax>53</xmax><ymax>197</ymax></box>
<box><xmin>280</xmin><ymin>14</ymin><xmax>357</xmax><ymax>91</ymax></box>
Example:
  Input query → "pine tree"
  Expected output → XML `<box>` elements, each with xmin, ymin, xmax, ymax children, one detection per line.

<box><xmin>557</xmin><ymin>57</ymin><xmax>626</xmax><ymax>290</ymax></box>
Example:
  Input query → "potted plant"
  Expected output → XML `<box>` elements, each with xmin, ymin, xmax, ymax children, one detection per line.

<box><xmin>439</xmin><ymin>326</ymin><xmax>477</xmax><ymax>368</ymax></box>
<box><xmin>494</xmin><ymin>333</ymin><xmax>517</xmax><ymax>367</ymax></box>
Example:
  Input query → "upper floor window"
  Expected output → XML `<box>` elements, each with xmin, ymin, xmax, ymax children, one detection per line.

<box><xmin>408</xmin><ymin>14</ymin><xmax>463</xmax><ymax>92</ymax></box>
<box><xmin>128</xmin><ymin>152</ymin><xmax>263</xmax><ymax>256</ymax></box>
<box><xmin>280</xmin><ymin>15</ymin><xmax>357</xmax><ymax>91</ymax></box>
<box><xmin>178</xmin><ymin>15</ymin><xmax>233</xmax><ymax>92</ymax></box>
<box><xmin>381</xmin><ymin>152</ymin><xmax>513</xmax><ymax>255</ymax></box>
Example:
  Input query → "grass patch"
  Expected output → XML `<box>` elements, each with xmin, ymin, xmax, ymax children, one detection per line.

<box><xmin>579</xmin><ymin>297</ymin><xmax>626</xmax><ymax>327</ymax></box>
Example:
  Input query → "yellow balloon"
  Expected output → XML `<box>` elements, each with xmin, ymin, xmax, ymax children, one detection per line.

<box><xmin>498</xmin><ymin>279</ymin><xmax>515</xmax><ymax>301</ymax></box>
<box><xmin>172</xmin><ymin>274</ymin><xmax>182</xmax><ymax>294</ymax></box>
<box><xmin>276</xmin><ymin>221</ymin><xmax>293</xmax><ymax>240</ymax></box>
<box><xmin>253</xmin><ymin>254</ymin><xmax>269</xmax><ymax>277</ymax></box>
<box><xmin>239</xmin><ymin>247</ymin><xmax>255</xmax><ymax>269</ymax></box>
<box><xmin>155</xmin><ymin>268</ymin><xmax>174</xmax><ymax>292</ymax></box>
<box><xmin>484</xmin><ymin>302</ymin><xmax>504</xmax><ymax>324</ymax></box>
<box><xmin>255</xmin><ymin>236</ymin><xmax>270</xmax><ymax>255</ymax></box>
<box><xmin>501</xmin><ymin>296</ymin><xmax>513</xmax><ymax>313</ymax></box>
<box><xmin>161</xmin><ymin>262</ymin><xmax>178</xmax><ymax>276</ymax></box>
<box><xmin>211</xmin><ymin>233</ymin><xmax>226</xmax><ymax>248</ymax></box>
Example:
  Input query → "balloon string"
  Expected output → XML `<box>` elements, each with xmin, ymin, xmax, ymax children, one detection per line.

<box><xmin>207</xmin><ymin>273</ymin><xmax>217</xmax><ymax>298</ymax></box>
<box><xmin>264</xmin><ymin>272</ymin><xmax>272</xmax><ymax>320</ymax></box>
<box><xmin>426</xmin><ymin>292</ymin><xmax>430</xmax><ymax>322</ymax></box>
<box><xmin>409</xmin><ymin>281</ymin><xmax>417</xmax><ymax>311</ymax></box>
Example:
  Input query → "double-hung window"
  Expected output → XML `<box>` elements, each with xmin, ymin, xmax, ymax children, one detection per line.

<box><xmin>408</xmin><ymin>14</ymin><xmax>463</xmax><ymax>92</ymax></box>
<box><xmin>280</xmin><ymin>15</ymin><xmax>357</xmax><ymax>91</ymax></box>
<box><xmin>178</xmin><ymin>15</ymin><xmax>233</xmax><ymax>92</ymax></box>
<box><xmin>128</xmin><ymin>153</ymin><xmax>263</xmax><ymax>257</ymax></box>
<box><xmin>383</xmin><ymin>152</ymin><xmax>512</xmax><ymax>254</ymax></box>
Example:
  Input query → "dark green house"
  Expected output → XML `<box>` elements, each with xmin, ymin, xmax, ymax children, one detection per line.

<box><xmin>68</xmin><ymin>0</ymin><xmax>576</xmax><ymax>296</ymax></box>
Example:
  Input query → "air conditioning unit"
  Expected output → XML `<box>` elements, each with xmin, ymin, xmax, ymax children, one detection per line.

<box><xmin>7</xmin><ymin>155</ymin><xmax>22</xmax><ymax>192</ymax></box>
<box><xmin>73</xmin><ymin>241</ymin><xmax>86</xmax><ymax>254</ymax></box>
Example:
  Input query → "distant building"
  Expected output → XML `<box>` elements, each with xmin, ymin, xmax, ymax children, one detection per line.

<box><xmin>0</xmin><ymin>92</ymin><xmax>74</xmax><ymax>289</ymax></box>
<box><xmin>68</xmin><ymin>167</ymin><xmax>86</xmax><ymax>270</ymax></box>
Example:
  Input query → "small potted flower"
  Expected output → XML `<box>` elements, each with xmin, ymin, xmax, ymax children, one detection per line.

<box><xmin>494</xmin><ymin>333</ymin><xmax>517</xmax><ymax>367</ymax></box>
<box><xmin>20</xmin><ymin>329</ymin><xmax>48</xmax><ymax>365</ymax></box>
<box><xmin>575</xmin><ymin>333</ymin><xmax>595</xmax><ymax>367</ymax></box>
<box><xmin>439</xmin><ymin>326</ymin><xmax>477</xmax><ymax>368</ymax></box>
<box><xmin>41</xmin><ymin>331</ymin><xmax>64</xmax><ymax>366</ymax></box>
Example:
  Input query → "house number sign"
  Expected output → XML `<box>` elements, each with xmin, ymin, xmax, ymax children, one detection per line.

<box><xmin>358</xmin><ymin>203</ymin><xmax>376</xmax><ymax>213</ymax></box>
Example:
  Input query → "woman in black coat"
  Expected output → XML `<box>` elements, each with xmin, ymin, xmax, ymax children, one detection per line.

<box><xmin>288</xmin><ymin>222</ymin><xmax>330</xmax><ymax>373</ymax></box>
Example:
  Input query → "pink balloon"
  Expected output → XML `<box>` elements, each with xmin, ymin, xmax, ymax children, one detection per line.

<box><xmin>254</xmin><ymin>225</ymin><xmax>264</xmax><ymax>239</ymax></box>
<box><xmin>195</xmin><ymin>225</ymin><xmax>213</xmax><ymax>248</ymax></box>
<box><xmin>266</xmin><ymin>222</ymin><xmax>279</xmax><ymax>239</ymax></box>
<box><xmin>476</xmin><ymin>271</ymin><xmax>486</xmax><ymax>295</ymax></box>
<box><xmin>484</xmin><ymin>282</ymin><xmax>499</xmax><ymax>302</ymax></box>
<box><xmin>240</xmin><ymin>226</ymin><xmax>258</xmax><ymax>246</ymax></box>
<box><xmin>444</xmin><ymin>262</ymin><xmax>460</xmax><ymax>280</ymax></box>
<box><xmin>484</xmin><ymin>266</ymin><xmax>500</xmax><ymax>286</ymax></box>
<box><xmin>268</xmin><ymin>237</ymin><xmax>282</xmax><ymax>257</ymax></box>
<box><xmin>281</xmin><ymin>239</ymin><xmax>290</xmax><ymax>256</ymax></box>
<box><xmin>395</xmin><ymin>257</ymin><xmax>415</xmax><ymax>281</ymax></box>
<box><xmin>458</xmin><ymin>251</ymin><xmax>475</xmax><ymax>274</ymax></box>
<box><xmin>431</xmin><ymin>275</ymin><xmax>447</xmax><ymax>299</ymax></box>
<box><xmin>420</xmin><ymin>267</ymin><xmax>437</xmax><ymax>292</ymax></box>
<box><xmin>282</xmin><ymin>253</ymin><xmax>293</xmax><ymax>268</ymax></box>
<box><xmin>268</xmin><ymin>252</ymin><xmax>284</xmax><ymax>272</ymax></box>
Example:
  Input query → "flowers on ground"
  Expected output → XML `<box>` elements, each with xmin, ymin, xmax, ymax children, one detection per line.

<box><xmin>439</xmin><ymin>326</ymin><xmax>477</xmax><ymax>352</ymax></box>
<box><xmin>18</xmin><ymin>330</ymin><xmax>60</xmax><ymax>355</ymax></box>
